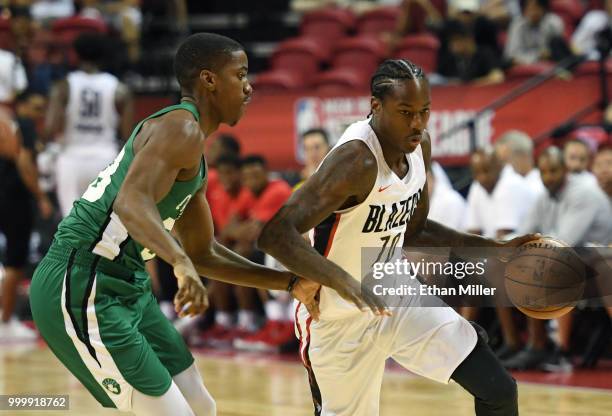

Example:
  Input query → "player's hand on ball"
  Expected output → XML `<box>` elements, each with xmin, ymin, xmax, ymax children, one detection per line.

<box><xmin>335</xmin><ymin>275</ymin><xmax>391</xmax><ymax>317</ymax></box>
<box><xmin>291</xmin><ymin>278</ymin><xmax>321</xmax><ymax>321</ymax></box>
<box><xmin>173</xmin><ymin>260</ymin><xmax>209</xmax><ymax>317</ymax></box>
<box><xmin>498</xmin><ymin>233</ymin><xmax>542</xmax><ymax>261</ymax></box>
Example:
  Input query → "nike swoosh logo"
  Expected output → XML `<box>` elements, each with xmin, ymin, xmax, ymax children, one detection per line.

<box><xmin>378</xmin><ymin>185</ymin><xmax>392</xmax><ymax>192</ymax></box>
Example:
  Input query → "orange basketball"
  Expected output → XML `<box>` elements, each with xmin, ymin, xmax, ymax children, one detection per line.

<box><xmin>504</xmin><ymin>237</ymin><xmax>586</xmax><ymax>319</ymax></box>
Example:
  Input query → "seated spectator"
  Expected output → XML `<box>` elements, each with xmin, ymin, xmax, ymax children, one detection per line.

<box><xmin>592</xmin><ymin>144</ymin><xmax>612</xmax><ymax>203</ymax></box>
<box><xmin>463</xmin><ymin>148</ymin><xmax>537</xmax><ymax>354</ymax></box>
<box><xmin>229</xmin><ymin>155</ymin><xmax>293</xmax><ymax>351</ymax></box>
<box><xmin>504</xmin><ymin>0</ymin><xmax>569</xmax><ymax>65</ymax></box>
<box><xmin>30</xmin><ymin>0</ymin><xmax>74</xmax><ymax>23</ymax></box>
<box><xmin>205</xmin><ymin>134</ymin><xmax>241</xmax><ymax>205</ymax></box>
<box><xmin>571</xmin><ymin>0</ymin><xmax>611</xmax><ymax>60</ymax></box>
<box><xmin>467</xmin><ymin>148</ymin><xmax>536</xmax><ymax>238</ymax></box>
<box><xmin>563</xmin><ymin>138</ymin><xmax>598</xmax><ymax>185</ymax></box>
<box><xmin>78</xmin><ymin>0</ymin><xmax>142</xmax><ymax>63</ymax></box>
<box><xmin>504</xmin><ymin>147</ymin><xmax>612</xmax><ymax>371</ymax></box>
<box><xmin>495</xmin><ymin>129</ymin><xmax>545</xmax><ymax>195</ymax></box>
<box><xmin>436</xmin><ymin>19</ymin><xmax>504</xmax><ymax>84</ymax></box>
<box><xmin>427</xmin><ymin>165</ymin><xmax>467</xmax><ymax>230</ymax></box>
<box><xmin>298</xmin><ymin>128</ymin><xmax>331</xmax><ymax>184</ymax></box>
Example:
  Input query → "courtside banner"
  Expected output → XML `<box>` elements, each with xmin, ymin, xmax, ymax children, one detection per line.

<box><xmin>359</xmin><ymin>246</ymin><xmax>612</xmax><ymax>309</ymax></box>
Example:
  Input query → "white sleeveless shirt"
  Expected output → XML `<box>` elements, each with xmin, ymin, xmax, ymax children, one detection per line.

<box><xmin>313</xmin><ymin>119</ymin><xmax>427</xmax><ymax>320</ymax></box>
<box><xmin>64</xmin><ymin>70</ymin><xmax>119</xmax><ymax>149</ymax></box>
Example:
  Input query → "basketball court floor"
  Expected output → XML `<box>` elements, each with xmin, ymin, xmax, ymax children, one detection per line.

<box><xmin>1</xmin><ymin>342</ymin><xmax>612</xmax><ymax>415</ymax></box>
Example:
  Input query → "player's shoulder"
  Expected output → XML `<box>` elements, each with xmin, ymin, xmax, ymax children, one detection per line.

<box><xmin>152</xmin><ymin>111</ymin><xmax>203</xmax><ymax>144</ymax></box>
<box><xmin>327</xmin><ymin>139</ymin><xmax>377</xmax><ymax>175</ymax></box>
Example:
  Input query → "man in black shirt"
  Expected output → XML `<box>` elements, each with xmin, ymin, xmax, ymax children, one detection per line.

<box><xmin>0</xmin><ymin>90</ymin><xmax>52</xmax><ymax>341</ymax></box>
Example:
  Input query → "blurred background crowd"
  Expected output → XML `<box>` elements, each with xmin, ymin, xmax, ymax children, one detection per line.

<box><xmin>0</xmin><ymin>0</ymin><xmax>611</xmax><ymax>377</ymax></box>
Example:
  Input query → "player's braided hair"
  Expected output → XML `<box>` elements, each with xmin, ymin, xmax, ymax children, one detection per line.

<box><xmin>370</xmin><ymin>59</ymin><xmax>425</xmax><ymax>100</ymax></box>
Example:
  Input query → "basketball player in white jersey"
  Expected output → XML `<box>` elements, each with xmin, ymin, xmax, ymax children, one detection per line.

<box><xmin>46</xmin><ymin>33</ymin><xmax>134</xmax><ymax>217</ymax></box>
<box><xmin>259</xmin><ymin>60</ymin><xmax>538</xmax><ymax>415</ymax></box>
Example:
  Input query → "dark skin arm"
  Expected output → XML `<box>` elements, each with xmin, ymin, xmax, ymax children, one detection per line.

<box><xmin>113</xmin><ymin>112</ymin><xmax>209</xmax><ymax>317</ymax></box>
<box><xmin>115</xmin><ymin>82</ymin><xmax>134</xmax><ymax>141</ymax></box>
<box><xmin>44</xmin><ymin>79</ymin><xmax>68</xmax><ymax>141</ymax></box>
<box><xmin>114</xmin><ymin>111</ymin><xmax>319</xmax><ymax>318</ymax></box>
<box><xmin>174</xmin><ymin>186</ymin><xmax>296</xmax><ymax>290</ymax></box>
<box><xmin>258</xmin><ymin>140</ymin><xmax>389</xmax><ymax>315</ymax></box>
<box><xmin>14</xmin><ymin>137</ymin><xmax>53</xmax><ymax>219</ymax></box>
<box><xmin>404</xmin><ymin>133</ymin><xmax>538</xmax><ymax>249</ymax></box>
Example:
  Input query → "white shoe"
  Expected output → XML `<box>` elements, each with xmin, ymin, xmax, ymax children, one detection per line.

<box><xmin>0</xmin><ymin>319</ymin><xmax>38</xmax><ymax>342</ymax></box>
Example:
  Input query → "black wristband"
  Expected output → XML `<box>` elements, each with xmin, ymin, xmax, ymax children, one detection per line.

<box><xmin>286</xmin><ymin>274</ymin><xmax>300</xmax><ymax>293</ymax></box>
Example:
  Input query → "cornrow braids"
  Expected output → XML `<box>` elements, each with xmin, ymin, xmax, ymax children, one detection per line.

<box><xmin>370</xmin><ymin>59</ymin><xmax>425</xmax><ymax>100</ymax></box>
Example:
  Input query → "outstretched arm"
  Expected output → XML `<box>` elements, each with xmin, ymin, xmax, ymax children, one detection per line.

<box><xmin>258</xmin><ymin>140</ymin><xmax>388</xmax><ymax>314</ymax></box>
<box><xmin>404</xmin><ymin>133</ymin><xmax>535</xmax><ymax>249</ymax></box>
<box><xmin>174</xmin><ymin>185</ymin><xmax>293</xmax><ymax>291</ymax></box>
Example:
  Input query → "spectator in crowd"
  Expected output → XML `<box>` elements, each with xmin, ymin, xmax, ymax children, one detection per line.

<box><xmin>592</xmin><ymin>144</ymin><xmax>612</xmax><ymax>203</ymax></box>
<box><xmin>0</xmin><ymin>48</ymin><xmax>28</xmax><ymax>104</ymax></box>
<box><xmin>78</xmin><ymin>0</ymin><xmax>142</xmax><ymax>64</ymax></box>
<box><xmin>436</xmin><ymin>19</ymin><xmax>504</xmax><ymax>84</ymax></box>
<box><xmin>384</xmin><ymin>0</ymin><xmax>502</xmax><ymax>60</ymax></box>
<box><xmin>29</xmin><ymin>0</ymin><xmax>74</xmax><ymax>23</ymax></box>
<box><xmin>298</xmin><ymin>128</ymin><xmax>331</xmax><ymax>184</ymax></box>
<box><xmin>427</xmin><ymin>165</ymin><xmax>467</xmax><ymax>230</ymax></box>
<box><xmin>467</xmin><ymin>148</ymin><xmax>536</xmax><ymax>239</ymax></box>
<box><xmin>464</xmin><ymin>148</ymin><xmax>537</xmax><ymax>355</ymax></box>
<box><xmin>229</xmin><ymin>155</ymin><xmax>293</xmax><ymax>351</ymax></box>
<box><xmin>198</xmin><ymin>155</ymin><xmax>256</xmax><ymax>346</ymax></box>
<box><xmin>504</xmin><ymin>0</ymin><xmax>568</xmax><ymax>65</ymax></box>
<box><xmin>571</xmin><ymin>0</ymin><xmax>611</xmax><ymax>60</ymax></box>
<box><xmin>206</xmin><ymin>133</ymin><xmax>241</xmax><ymax>204</ymax></box>
<box><xmin>45</xmin><ymin>33</ymin><xmax>133</xmax><ymax>217</ymax></box>
<box><xmin>563</xmin><ymin>138</ymin><xmax>598</xmax><ymax>185</ymax></box>
<box><xmin>503</xmin><ymin>147</ymin><xmax>612</xmax><ymax>371</ymax></box>
<box><xmin>0</xmin><ymin>91</ymin><xmax>52</xmax><ymax>341</ymax></box>
<box><xmin>495</xmin><ymin>129</ymin><xmax>545</xmax><ymax>195</ymax></box>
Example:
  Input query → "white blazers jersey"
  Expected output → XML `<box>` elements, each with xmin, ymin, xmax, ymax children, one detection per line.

<box><xmin>313</xmin><ymin>119</ymin><xmax>426</xmax><ymax>320</ymax></box>
<box><xmin>64</xmin><ymin>70</ymin><xmax>119</xmax><ymax>148</ymax></box>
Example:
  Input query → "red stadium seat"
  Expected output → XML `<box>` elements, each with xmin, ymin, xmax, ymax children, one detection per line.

<box><xmin>331</xmin><ymin>36</ymin><xmax>386</xmax><ymax>76</ymax></box>
<box><xmin>252</xmin><ymin>69</ymin><xmax>307</xmax><ymax>92</ymax></box>
<box><xmin>300</xmin><ymin>7</ymin><xmax>355</xmax><ymax>40</ymax></box>
<box><xmin>506</xmin><ymin>62</ymin><xmax>555</xmax><ymax>80</ymax></box>
<box><xmin>393</xmin><ymin>33</ymin><xmax>440</xmax><ymax>73</ymax></box>
<box><xmin>575</xmin><ymin>59</ymin><xmax>612</xmax><ymax>76</ymax></box>
<box><xmin>551</xmin><ymin>0</ymin><xmax>585</xmax><ymax>38</ymax></box>
<box><xmin>312</xmin><ymin>67</ymin><xmax>370</xmax><ymax>94</ymax></box>
<box><xmin>269</xmin><ymin>37</ymin><xmax>328</xmax><ymax>84</ymax></box>
<box><xmin>357</xmin><ymin>6</ymin><xmax>400</xmax><ymax>35</ymax></box>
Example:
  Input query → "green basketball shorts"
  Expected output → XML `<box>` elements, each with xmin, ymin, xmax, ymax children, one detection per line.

<box><xmin>30</xmin><ymin>243</ymin><xmax>194</xmax><ymax>411</ymax></box>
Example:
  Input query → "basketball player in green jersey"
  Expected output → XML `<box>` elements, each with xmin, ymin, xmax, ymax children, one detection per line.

<box><xmin>29</xmin><ymin>33</ymin><xmax>385</xmax><ymax>416</ymax></box>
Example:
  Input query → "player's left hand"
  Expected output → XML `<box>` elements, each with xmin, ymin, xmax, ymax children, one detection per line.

<box><xmin>497</xmin><ymin>233</ymin><xmax>542</xmax><ymax>261</ymax></box>
<box><xmin>291</xmin><ymin>278</ymin><xmax>321</xmax><ymax>321</ymax></box>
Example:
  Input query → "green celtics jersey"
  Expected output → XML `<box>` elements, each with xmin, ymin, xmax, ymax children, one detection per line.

<box><xmin>55</xmin><ymin>101</ymin><xmax>206</xmax><ymax>271</ymax></box>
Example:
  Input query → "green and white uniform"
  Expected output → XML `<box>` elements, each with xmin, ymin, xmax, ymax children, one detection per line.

<box><xmin>30</xmin><ymin>102</ymin><xmax>205</xmax><ymax>411</ymax></box>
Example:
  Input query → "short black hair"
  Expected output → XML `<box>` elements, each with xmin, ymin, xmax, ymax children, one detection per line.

<box><xmin>521</xmin><ymin>0</ymin><xmax>549</xmax><ymax>11</ymax></box>
<box><xmin>446</xmin><ymin>19</ymin><xmax>473</xmax><ymax>39</ymax></box>
<box><xmin>216</xmin><ymin>154</ymin><xmax>242</xmax><ymax>169</ymax></box>
<box><xmin>74</xmin><ymin>33</ymin><xmax>110</xmax><ymax>66</ymax></box>
<box><xmin>241</xmin><ymin>154</ymin><xmax>267</xmax><ymax>169</ymax></box>
<box><xmin>371</xmin><ymin>59</ymin><xmax>426</xmax><ymax>100</ymax></box>
<box><xmin>217</xmin><ymin>134</ymin><xmax>241</xmax><ymax>155</ymax></box>
<box><xmin>174</xmin><ymin>33</ymin><xmax>244</xmax><ymax>91</ymax></box>
<box><xmin>302</xmin><ymin>128</ymin><xmax>330</xmax><ymax>145</ymax></box>
<box><xmin>15</xmin><ymin>89</ymin><xmax>39</xmax><ymax>104</ymax></box>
